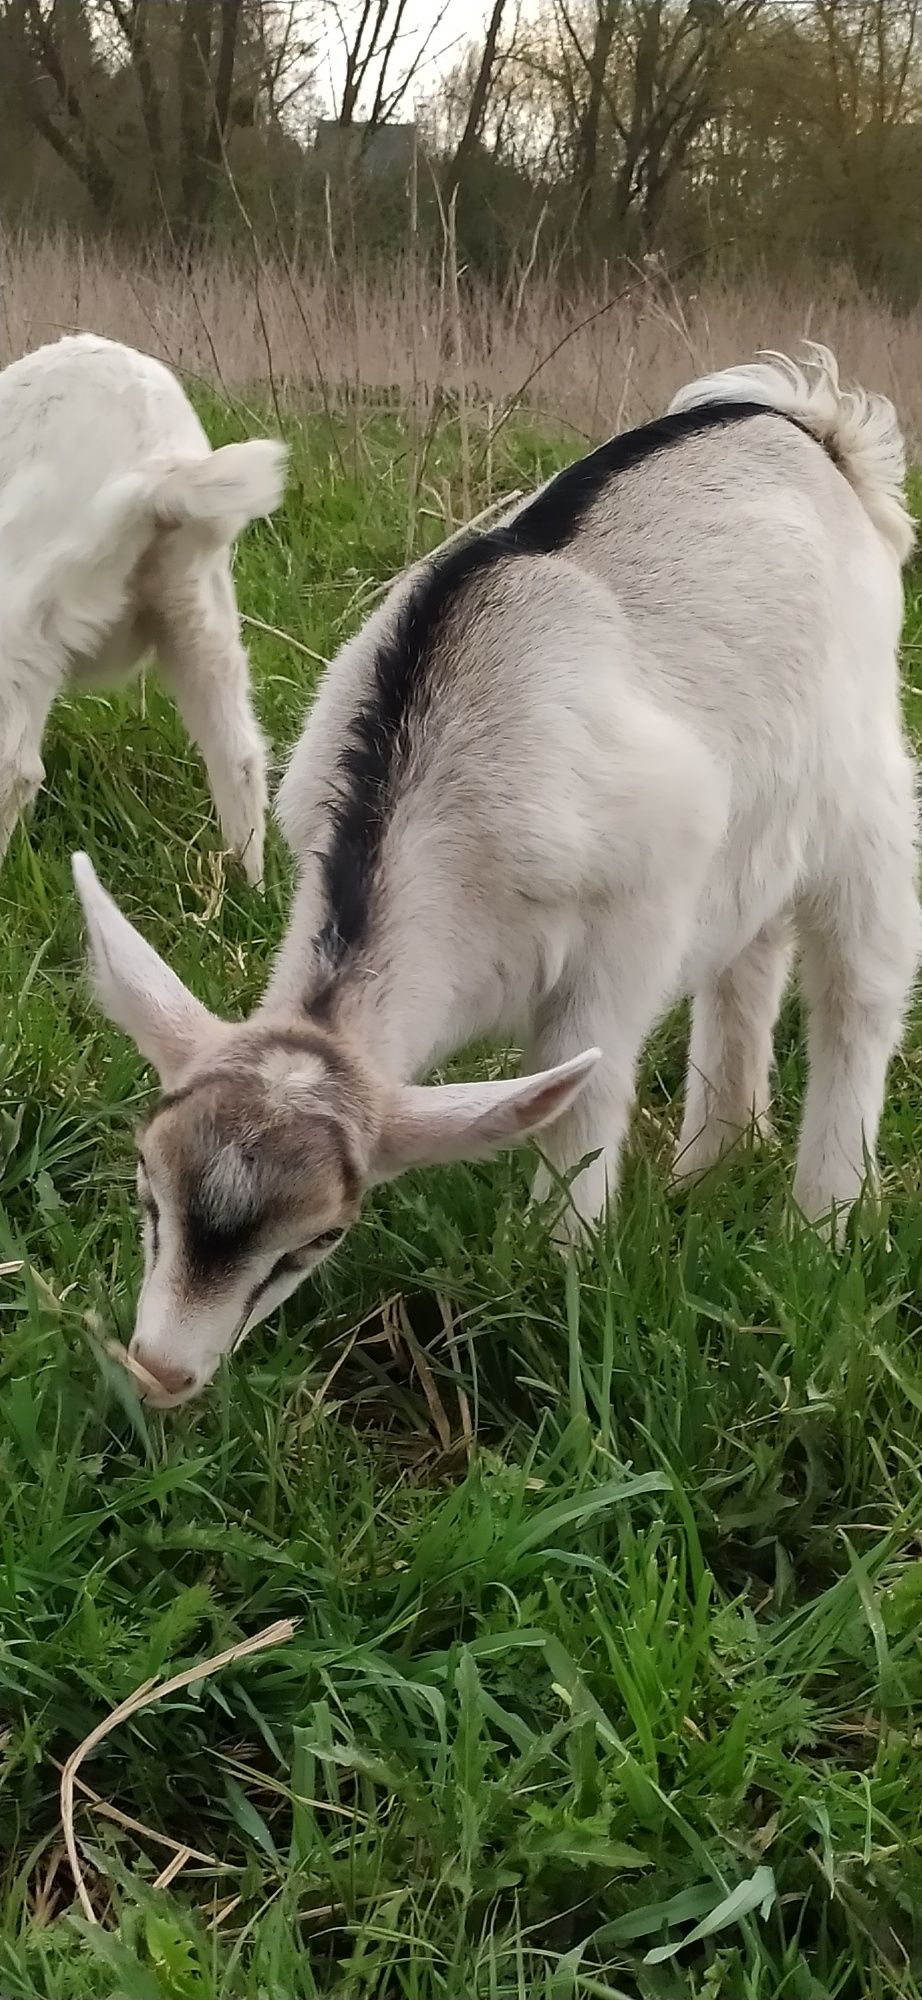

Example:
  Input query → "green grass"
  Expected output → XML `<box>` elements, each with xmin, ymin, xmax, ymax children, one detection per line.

<box><xmin>2</xmin><ymin>398</ymin><xmax>922</xmax><ymax>2000</ymax></box>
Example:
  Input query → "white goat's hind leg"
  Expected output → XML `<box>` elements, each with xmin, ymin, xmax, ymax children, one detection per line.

<box><xmin>146</xmin><ymin>562</ymin><xmax>267</xmax><ymax>885</ymax></box>
<box><xmin>674</xmin><ymin>916</ymin><xmax>793</xmax><ymax>1181</ymax></box>
<box><xmin>0</xmin><ymin>742</ymin><xmax>43</xmax><ymax>860</ymax></box>
<box><xmin>793</xmin><ymin>824</ymin><xmax>921</xmax><ymax>1228</ymax></box>
<box><xmin>0</xmin><ymin>681</ymin><xmax>56</xmax><ymax>860</ymax></box>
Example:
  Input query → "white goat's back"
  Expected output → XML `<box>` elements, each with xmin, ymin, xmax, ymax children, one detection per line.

<box><xmin>0</xmin><ymin>335</ymin><xmax>284</xmax><ymax>571</ymax></box>
<box><xmin>0</xmin><ymin>335</ymin><xmax>206</xmax><ymax>538</ymax></box>
<box><xmin>669</xmin><ymin>343</ymin><xmax>913</xmax><ymax>565</ymax></box>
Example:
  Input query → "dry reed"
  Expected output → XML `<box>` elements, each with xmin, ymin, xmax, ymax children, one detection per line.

<box><xmin>2</xmin><ymin>230</ymin><xmax>920</xmax><ymax>446</ymax></box>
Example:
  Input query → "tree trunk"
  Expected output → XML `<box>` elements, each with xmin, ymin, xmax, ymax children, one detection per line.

<box><xmin>574</xmin><ymin>1</ymin><xmax>618</xmax><ymax>226</ymax></box>
<box><xmin>203</xmin><ymin>0</ymin><xmax>244</xmax><ymax>176</ymax></box>
<box><xmin>338</xmin><ymin>0</ymin><xmax>377</xmax><ymax>125</ymax></box>
<box><xmin>8</xmin><ymin>0</ymin><xmax>120</xmax><ymax>221</ymax></box>
<box><xmin>444</xmin><ymin>0</ymin><xmax>506</xmax><ymax>204</ymax></box>
<box><xmin>178</xmin><ymin>0</ymin><xmax>215</xmax><ymax>239</ymax></box>
<box><xmin>106</xmin><ymin>0</ymin><xmax>165</xmax><ymax>184</ymax></box>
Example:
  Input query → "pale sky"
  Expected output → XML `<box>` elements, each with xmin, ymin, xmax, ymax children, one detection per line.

<box><xmin>315</xmin><ymin>0</ymin><xmax>498</xmax><ymax>120</ymax></box>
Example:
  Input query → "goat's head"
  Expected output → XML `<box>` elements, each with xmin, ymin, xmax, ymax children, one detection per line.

<box><xmin>73</xmin><ymin>854</ymin><xmax>599</xmax><ymax>1406</ymax></box>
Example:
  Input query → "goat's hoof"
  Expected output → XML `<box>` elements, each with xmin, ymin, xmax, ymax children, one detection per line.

<box><xmin>673</xmin><ymin>1118</ymin><xmax>774</xmax><ymax>1186</ymax></box>
<box><xmin>238</xmin><ymin>838</ymin><xmax>265</xmax><ymax>889</ymax></box>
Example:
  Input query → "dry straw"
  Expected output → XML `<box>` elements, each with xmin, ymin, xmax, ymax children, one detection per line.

<box><xmin>60</xmin><ymin>1617</ymin><xmax>298</xmax><ymax>1922</ymax></box>
<box><xmin>104</xmin><ymin>1336</ymin><xmax>162</xmax><ymax>1394</ymax></box>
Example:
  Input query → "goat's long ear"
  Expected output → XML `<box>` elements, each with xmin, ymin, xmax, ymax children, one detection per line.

<box><xmin>372</xmin><ymin>1048</ymin><xmax>601</xmax><ymax>1178</ymax></box>
<box><xmin>72</xmin><ymin>853</ymin><xmax>224</xmax><ymax>1087</ymax></box>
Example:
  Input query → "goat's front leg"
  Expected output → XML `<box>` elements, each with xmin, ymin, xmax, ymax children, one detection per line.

<box><xmin>529</xmin><ymin>707</ymin><xmax>728</xmax><ymax>1241</ymax></box>
<box><xmin>529</xmin><ymin>997</ymin><xmax>637</xmax><ymax>1239</ymax></box>
<box><xmin>530</xmin><ymin>893</ymin><xmax>717</xmax><ymax>1242</ymax></box>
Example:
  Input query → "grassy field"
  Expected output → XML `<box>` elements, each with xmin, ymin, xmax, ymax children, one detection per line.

<box><xmin>2</xmin><ymin>397</ymin><xmax>922</xmax><ymax>2000</ymax></box>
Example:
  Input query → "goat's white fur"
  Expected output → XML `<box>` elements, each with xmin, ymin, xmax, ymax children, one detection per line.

<box><xmin>671</xmin><ymin>342</ymin><xmax>914</xmax><ymax>566</ymax></box>
<box><xmin>0</xmin><ymin>334</ymin><xmax>285</xmax><ymax>880</ymax></box>
<box><xmin>73</xmin><ymin>346</ymin><xmax>920</xmax><ymax>1401</ymax></box>
<box><xmin>270</xmin><ymin>344</ymin><xmax>919</xmax><ymax>1230</ymax></box>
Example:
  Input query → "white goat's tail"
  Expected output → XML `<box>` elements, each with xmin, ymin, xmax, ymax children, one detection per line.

<box><xmin>148</xmin><ymin>439</ymin><xmax>287</xmax><ymax>540</ymax></box>
<box><xmin>670</xmin><ymin>343</ymin><xmax>913</xmax><ymax>566</ymax></box>
<box><xmin>24</xmin><ymin>441</ymin><xmax>284</xmax><ymax>666</ymax></box>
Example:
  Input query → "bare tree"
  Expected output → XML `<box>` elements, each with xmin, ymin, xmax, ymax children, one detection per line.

<box><xmin>607</xmin><ymin>2</ymin><xmax>760</xmax><ymax>243</ymax></box>
<box><xmin>443</xmin><ymin>0</ymin><xmax>507</xmax><ymax>202</ymax></box>
<box><xmin>176</xmin><ymin>0</ymin><xmax>246</xmax><ymax>237</ymax></box>
<box><xmin>519</xmin><ymin>0</ymin><xmax>760</xmax><ymax>247</ymax></box>
<box><xmin>1</xmin><ymin>0</ymin><xmax>118</xmax><ymax>219</ymax></box>
<box><xmin>550</xmin><ymin>0</ymin><xmax>618</xmax><ymax>224</ymax></box>
<box><xmin>0</xmin><ymin>0</ymin><xmax>257</xmax><ymax>237</ymax></box>
<box><xmin>253</xmin><ymin>0</ymin><xmax>319</xmax><ymax>129</ymax></box>
<box><xmin>103</xmin><ymin>0</ymin><xmax>165</xmax><ymax>184</ymax></box>
<box><xmin>329</xmin><ymin>0</ymin><xmax>452</xmax><ymax>131</ymax></box>
<box><xmin>335</xmin><ymin>0</ymin><xmax>392</xmax><ymax>124</ymax></box>
<box><xmin>812</xmin><ymin>0</ymin><xmax>921</xmax><ymax>133</ymax></box>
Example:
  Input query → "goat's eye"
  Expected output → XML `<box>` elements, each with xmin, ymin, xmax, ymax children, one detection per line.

<box><xmin>265</xmin><ymin>1251</ymin><xmax>302</xmax><ymax>1288</ymax></box>
<box><xmin>263</xmin><ymin>1235</ymin><xmax>341</xmax><ymax>1293</ymax></box>
<box><xmin>139</xmin><ymin>1187</ymin><xmax>160</xmax><ymax>1258</ymax></box>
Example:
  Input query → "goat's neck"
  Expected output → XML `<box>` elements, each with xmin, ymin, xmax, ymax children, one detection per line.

<box><xmin>263</xmin><ymin>890</ymin><xmax>479</xmax><ymax>1085</ymax></box>
<box><xmin>322</xmin><ymin>954</ymin><xmax>452</xmax><ymax>1081</ymax></box>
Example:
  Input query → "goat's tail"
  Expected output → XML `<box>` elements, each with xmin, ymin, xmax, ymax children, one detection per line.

<box><xmin>670</xmin><ymin>344</ymin><xmax>913</xmax><ymax>566</ymax></box>
<box><xmin>14</xmin><ymin>441</ymin><xmax>284</xmax><ymax>669</ymax></box>
<box><xmin>148</xmin><ymin>439</ymin><xmax>287</xmax><ymax>541</ymax></box>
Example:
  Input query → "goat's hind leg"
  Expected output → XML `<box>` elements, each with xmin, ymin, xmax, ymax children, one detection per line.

<box><xmin>0</xmin><ymin>680</ymin><xmax>55</xmax><ymax>862</ymax></box>
<box><xmin>793</xmin><ymin>803</ymin><xmax>921</xmax><ymax>1227</ymax></box>
<box><xmin>674</xmin><ymin>915</ymin><xmax>793</xmax><ymax>1181</ymax></box>
<box><xmin>145</xmin><ymin>560</ymin><xmax>267</xmax><ymax>885</ymax></box>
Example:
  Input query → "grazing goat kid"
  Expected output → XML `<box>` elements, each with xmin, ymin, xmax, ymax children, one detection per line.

<box><xmin>74</xmin><ymin>346</ymin><xmax>920</xmax><ymax>1408</ymax></box>
<box><xmin>0</xmin><ymin>334</ymin><xmax>286</xmax><ymax>880</ymax></box>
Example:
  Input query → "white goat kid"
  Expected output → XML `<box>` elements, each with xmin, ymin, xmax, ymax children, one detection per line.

<box><xmin>73</xmin><ymin>346</ymin><xmax>920</xmax><ymax>1408</ymax></box>
<box><xmin>0</xmin><ymin>334</ymin><xmax>286</xmax><ymax>880</ymax></box>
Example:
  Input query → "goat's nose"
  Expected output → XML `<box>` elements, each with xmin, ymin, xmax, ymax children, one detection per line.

<box><xmin>129</xmin><ymin>1343</ymin><xmax>196</xmax><ymax>1399</ymax></box>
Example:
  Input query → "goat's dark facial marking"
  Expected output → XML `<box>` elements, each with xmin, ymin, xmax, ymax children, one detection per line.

<box><xmin>183</xmin><ymin>1183</ymin><xmax>266</xmax><ymax>1287</ymax></box>
<box><xmin>242</xmin><ymin>1230</ymin><xmax>344</xmax><ymax>1321</ymax></box>
<box><xmin>313</xmin><ymin>400</ymin><xmax>821</xmax><ymax>990</ymax></box>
